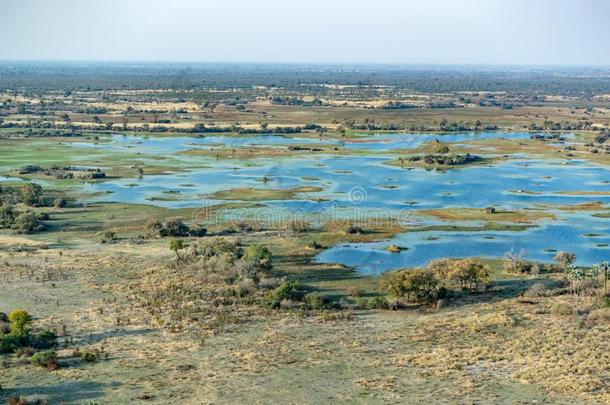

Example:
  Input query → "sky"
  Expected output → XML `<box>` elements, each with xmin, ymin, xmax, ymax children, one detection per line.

<box><xmin>0</xmin><ymin>0</ymin><xmax>609</xmax><ymax>65</ymax></box>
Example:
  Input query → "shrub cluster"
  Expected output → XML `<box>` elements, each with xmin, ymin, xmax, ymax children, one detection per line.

<box><xmin>404</xmin><ymin>153</ymin><xmax>482</xmax><ymax>166</ymax></box>
<box><xmin>0</xmin><ymin>310</ymin><xmax>58</xmax><ymax>368</ymax></box>
<box><xmin>382</xmin><ymin>258</ymin><xmax>491</xmax><ymax>304</ymax></box>
<box><xmin>147</xmin><ymin>218</ymin><xmax>207</xmax><ymax>238</ymax></box>
<box><xmin>262</xmin><ymin>281</ymin><xmax>327</xmax><ymax>310</ymax></box>
<box><xmin>0</xmin><ymin>183</ymin><xmax>64</xmax><ymax>234</ymax></box>
<box><xmin>0</xmin><ymin>206</ymin><xmax>47</xmax><ymax>233</ymax></box>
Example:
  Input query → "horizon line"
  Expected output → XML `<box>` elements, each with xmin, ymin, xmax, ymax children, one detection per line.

<box><xmin>1</xmin><ymin>59</ymin><xmax>609</xmax><ymax>69</ymax></box>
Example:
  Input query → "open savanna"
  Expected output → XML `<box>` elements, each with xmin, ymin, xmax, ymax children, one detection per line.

<box><xmin>2</xmin><ymin>87</ymin><xmax>609</xmax><ymax>135</ymax></box>
<box><xmin>1</xmin><ymin>219</ymin><xmax>609</xmax><ymax>404</ymax></box>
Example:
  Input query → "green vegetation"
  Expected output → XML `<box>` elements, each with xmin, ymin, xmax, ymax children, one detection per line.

<box><xmin>0</xmin><ymin>183</ymin><xmax>69</xmax><ymax>234</ymax></box>
<box><xmin>30</xmin><ymin>350</ymin><xmax>58</xmax><ymax>369</ymax></box>
<box><xmin>1</xmin><ymin>310</ymin><xmax>57</xmax><ymax>357</ymax></box>
<box><xmin>147</xmin><ymin>218</ymin><xmax>207</xmax><ymax>238</ymax></box>
<box><xmin>383</xmin><ymin>258</ymin><xmax>490</xmax><ymax>304</ymax></box>
<box><xmin>243</xmin><ymin>244</ymin><xmax>272</xmax><ymax>270</ymax></box>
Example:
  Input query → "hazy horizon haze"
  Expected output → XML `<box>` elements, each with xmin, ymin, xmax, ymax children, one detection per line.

<box><xmin>1</xmin><ymin>0</ymin><xmax>609</xmax><ymax>66</ymax></box>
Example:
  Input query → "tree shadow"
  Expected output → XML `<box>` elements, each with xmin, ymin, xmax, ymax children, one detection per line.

<box><xmin>444</xmin><ymin>276</ymin><xmax>564</xmax><ymax>308</ymax></box>
<box><xmin>2</xmin><ymin>381</ymin><xmax>113</xmax><ymax>403</ymax></box>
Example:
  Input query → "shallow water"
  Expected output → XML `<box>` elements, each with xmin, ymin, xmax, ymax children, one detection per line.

<box><xmin>70</xmin><ymin>134</ymin><xmax>337</xmax><ymax>155</ymax></box>
<box><xmin>341</xmin><ymin>131</ymin><xmax>541</xmax><ymax>151</ymax></box>
<box><xmin>316</xmin><ymin>214</ymin><xmax>610</xmax><ymax>274</ymax></box>
<box><xmin>71</xmin><ymin>132</ymin><xmax>610</xmax><ymax>270</ymax></box>
<box><xmin>72</xmin><ymin>131</ymin><xmax>546</xmax><ymax>154</ymax></box>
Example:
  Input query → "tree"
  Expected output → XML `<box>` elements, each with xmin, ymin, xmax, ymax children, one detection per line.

<box><xmin>427</xmin><ymin>258</ymin><xmax>454</xmax><ymax>286</ymax></box>
<box><xmin>554</xmin><ymin>251</ymin><xmax>576</xmax><ymax>270</ymax></box>
<box><xmin>20</xmin><ymin>183</ymin><xmax>43</xmax><ymax>206</ymax></box>
<box><xmin>597</xmin><ymin>261</ymin><xmax>610</xmax><ymax>297</ymax></box>
<box><xmin>566</xmin><ymin>265</ymin><xmax>584</xmax><ymax>303</ymax></box>
<box><xmin>160</xmin><ymin>218</ymin><xmax>189</xmax><ymax>237</ymax></box>
<box><xmin>504</xmin><ymin>249</ymin><xmax>530</xmax><ymax>273</ymax></box>
<box><xmin>13</xmin><ymin>210</ymin><xmax>45</xmax><ymax>233</ymax></box>
<box><xmin>448</xmin><ymin>259</ymin><xmax>490</xmax><ymax>292</ymax></box>
<box><xmin>383</xmin><ymin>268</ymin><xmax>439</xmax><ymax>303</ymax></box>
<box><xmin>9</xmin><ymin>309</ymin><xmax>32</xmax><ymax>339</ymax></box>
<box><xmin>169</xmin><ymin>239</ymin><xmax>185</xmax><ymax>262</ymax></box>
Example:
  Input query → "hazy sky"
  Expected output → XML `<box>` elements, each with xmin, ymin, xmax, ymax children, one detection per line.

<box><xmin>1</xmin><ymin>0</ymin><xmax>609</xmax><ymax>65</ymax></box>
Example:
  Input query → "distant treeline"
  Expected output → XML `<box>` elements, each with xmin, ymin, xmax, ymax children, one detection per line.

<box><xmin>1</xmin><ymin>62</ymin><xmax>609</xmax><ymax>96</ymax></box>
<box><xmin>0</xmin><ymin>121</ymin><xmax>323</xmax><ymax>136</ymax></box>
<box><xmin>1</xmin><ymin>118</ymin><xmax>596</xmax><ymax>136</ymax></box>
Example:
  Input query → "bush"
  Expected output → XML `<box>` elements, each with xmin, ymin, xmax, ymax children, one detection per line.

<box><xmin>159</xmin><ymin>218</ymin><xmax>190</xmax><ymax>237</ymax></box>
<box><xmin>263</xmin><ymin>281</ymin><xmax>306</xmax><ymax>309</ymax></box>
<box><xmin>243</xmin><ymin>244</ymin><xmax>272</xmax><ymax>270</ymax></box>
<box><xmin>353</xmin><ymin>297</ymin><xmax>369</xmax><ymax>309</ymax></box>
<box><xmin>17</xmin><ymin>346</ymin><xmax>35</xmax><ymax>358</ymax></box>
<box><xmin>369</xmin><ymin>296</ymin><xmax>389</xmax><ymax>309</ymax></box>
<box><xmin>304</xmin><ymin>293</ymin><xmax>325</xmax><ymax>310</ymax></box>
<box><xmin>99</xmin><ymin>230</ymin><xmax>116</xmax><ymax>243</ymax></box>
<box><xmin>386</xmin><ymin>245</ymin><xmax>405</xmax><ymax>253</ymax></box>
<box><xmin>197</xmin><ymin>238</ymin><xmax>241</xmax><ymax>261</ymax></box>
<box><xmin>345</xmin><ymin>225</ymin><xmax>364</xmax><ymax>234</ymax></box>
<box><xmin>0</xmin><ymin>334</ymin><xmax>21</xmax><ymax>354</ymax></box>
<box><xmin>30</xmin><ymin>350</ymin><xmax>57</xmax><ymax>368</ymax></box>
<box><xmin>188</xmin><ymin>225</ymin><xmax>207</xmax><ymax>237</ymax></box>
<box><xmin>169</xmin><ymin>239</ymin><xmax>184</xmax><ymax>251</ymax></box>
<box><xmin>20</xmin><ymin>183</ymin><xmax>44</xmax><ymax>206</ymax></box>
<box><xmin>81</xmin><ymin>350</ymin><xmax>97</xmax><ymax>362</ymax></box>
<box><xmin>0</xmin><ymin>206</ymin><xmax>17</xmax><ymax>228</ymax></box>
<box><xmin>307</xmin><ymin>240</ymin><xmax>322</xmax><ymax>249</ymax></box>
<box><xmin>30</xmin><ymin>330</ymin><xmax>57</xmax><ymax>350</ymax></box>
<box><xmin>53</xmin><ymin>197</ymin><xmax>67</xmax><ymax>208</ymax></box>
<box><xmin>18</xmin><ymin>165</ymin><xmax>43</xmax><ymax>174</ymax></box>
<box><xmin>12</xmin><ymin>211</ymin><xmax>45</xmax><ymax>233</ymax></box>
<box><xmin>152</xmin><ymin>218</ymin><xmax>206</xmax><ymax>238</ymax></box>
<box><xmin>435</xmin><ymin>143</ymin><xmax>450</xmax><ymax>154</ymax></box>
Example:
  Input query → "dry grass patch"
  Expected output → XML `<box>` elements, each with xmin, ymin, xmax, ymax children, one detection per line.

<box><xmin>420</xmin><ymin>207</ymin><xmax>554</xmax><ymax>223</ymax></box>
